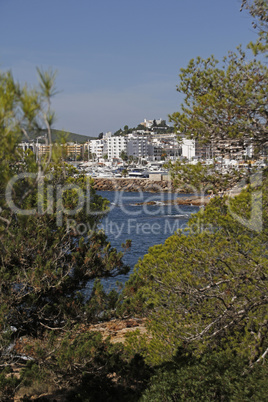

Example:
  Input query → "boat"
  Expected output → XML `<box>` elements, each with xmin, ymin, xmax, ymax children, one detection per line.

<box><xmin>128</xmin><ymin>169</ymin><xmax>149</xmax><ymax>178</ymax></box>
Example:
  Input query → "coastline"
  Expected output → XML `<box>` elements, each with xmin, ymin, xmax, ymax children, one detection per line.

<box><xmin>93</xmin><ymin>178</ymin><xmax>211</xmax><ymax>205</ymax></box>
<box><xmin>134</xmin><ymin>195</ymin><xmax>211</xmax><ymax>206</ymax></box>
<box><xmin>93</xmin><ymin>177</ymin><xmax>174</xmax><ymax>192</ymax></box>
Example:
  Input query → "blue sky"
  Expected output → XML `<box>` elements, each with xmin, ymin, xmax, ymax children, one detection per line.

<box><xmin>0</xmin><ymin>0</ymin><xmax>257</xmax><ymax>137</ymax></box>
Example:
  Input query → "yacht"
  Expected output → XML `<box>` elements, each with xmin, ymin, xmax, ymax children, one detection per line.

<box><xmin>128</xmin><ymin>168</ymin><xmax>149</xmax><ymax>178</ymax></box>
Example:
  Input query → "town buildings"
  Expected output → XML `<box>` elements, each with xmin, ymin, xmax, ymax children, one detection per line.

<box><xmin>18</xmin><ymin>118</ymin><xmax>259</xmax><ymax>165</ymax></box>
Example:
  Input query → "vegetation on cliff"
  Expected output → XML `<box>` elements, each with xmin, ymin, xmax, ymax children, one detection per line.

<box><xmin>0</xmin><ymin>68</ymin><xmax>136</xmax><ymax>400</ymax></box>
<box><xmin>122</xmin><ymin>1</ymin><xmax>268</xmax><ymax>399</ymax></box>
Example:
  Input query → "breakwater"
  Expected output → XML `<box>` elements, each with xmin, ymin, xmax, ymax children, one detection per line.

<box><xmin>93</xmin><ymin>178</ymin><xmax>173</xmax><ymax>192</ymax></box>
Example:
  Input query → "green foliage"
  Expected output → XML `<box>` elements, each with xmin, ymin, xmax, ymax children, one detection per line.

<box><xmin>141</xmin><ymin>348</ymin><xmax>268</xmax><ymax>401</ymax></box>
<box><xmin>1</xmin><ymin>2</ymin><xmax>267</xmax><ymax>399</ymax></box>
<box><xmin>22</xmin><ymin>127</ymin><xmax>95</xmax><ymax>144</ymax></box>
<box><xmin>84</xmin><ymin>279</ymin><xmax>119</xmax><ymax>321</ymax></box>
<box><xmin>120</xmin><ymin>150</ymin><xmax>128</xmax><ymax>161</ymax></box>
<box><xmin>166</xmin><ymin>160</ymin><xmax>243</xmax><ymax>193</ymax></box>
<box><xmin>0</xmin><ymin>68</ymin><xmax>130</xmax><ymax>397</ymax></box>
<box><xmin>65</xmin><ymin>350</ymin><xmax>152</xmax><ymax>402</ymax></box>
<box><xmin>20</xmin><ymin>361</ymin><xmax>47</xmax><ymax>389</ymax></box>
<box><xmin>0</xmin><ymin>367</ymin><xmax>20</xmax><ymax>401</ymax></box>
<box><xmin>51</xmin><ymin>129</ymin><xmax>95</xmax><ymax>143</ymax></box>
<box><xmin>169</xmin><ymin>1</ymin><xmax>268</xmax><ymax>157</ymax></box>
<box><xmin>241</xmin><ymin>0</ymin><xmax>268</xmax><ymax>55</ymax></box>
<box><xmin>131</xmin><ymin>176</ymin><xmax>268</xmax><ymax>366</ymax></box>
<box><xmin>113</xmin><ymin>128</ymin><xmax>124</xmax><ymax>136</ymax></box>
<box><xmin>116</xmin><ymin>269</ymin><xmax>148</xmax><ymax>317</ymax></box>
<box><xmin>169</xmin><ymin>48</ymin><xmax>267</xmax><ymax>155</ymax></box>
<box><xmin>24</xmin><ymin>333</ymin><xmax>152</xmax><ymax>402</ymax></box>
<box><xmin>120</xmin><ymin>3</ymin><xmax>268</xmax><ymax>399</ymax></box>
<box><xmin>122</xmin><ymin>173</ymin><xmax>268</xmax><ymax>398</ymax></box>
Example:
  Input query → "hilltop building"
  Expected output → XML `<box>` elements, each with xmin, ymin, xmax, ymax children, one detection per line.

<box><xmin>140</xmin><ymin>118</ymin><xmax>166</xmax><ymax>129</ymax></box>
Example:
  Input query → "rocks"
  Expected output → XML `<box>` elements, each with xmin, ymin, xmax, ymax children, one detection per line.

<box><xmin>87</xmin><ymin>318</ymin><xmax>147</xmax><ymax>344</ymax></box>
<box><xmin>174</xmin><ymin>196</ymin><xmax>211</xmax><ymax>206</ymax></box>
<box><xmin>11</xmin><ymin>318</ymin><xmax>147</xmax><ymax>400</ymax></box>
<box><xmin>12</xmin><ymin>319</ymin><xmax>147</xmax><ymax>361</ymax></box>
<box><xmin>93</xmin><ymin>178</ymin><xmax>173</xmax><ymax>192</ymax></box>
<box><xmin>93</xmin><ymin>179</ymin><xmax>213</xmax><ymax>206</ymax></box>
<box><xmin>135</xmin><ymin>195</ymin><xmax>210</xmax><ymax>207</ymax></box>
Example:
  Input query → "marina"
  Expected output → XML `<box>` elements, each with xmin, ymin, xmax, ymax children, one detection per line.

<box><xmin>75</xmin><ymin>160</ymin><xmax>169</xmax><ymax>179</ymax></box>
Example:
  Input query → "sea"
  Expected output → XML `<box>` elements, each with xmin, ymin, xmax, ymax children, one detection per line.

<box><xmin>85</xmin><ymin>190</ymin><xmax>200</xmax><ymax>293</ymax></box>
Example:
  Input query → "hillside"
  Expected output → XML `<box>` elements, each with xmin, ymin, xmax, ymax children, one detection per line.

<box><xmin>51</xmin><ymin>129</ymin><xmax>96</xmax><ymax>143</ymax></box>
<box><xmin>22</xmin><ymin>129</ymin><xmax>96</xmax><ymax>144</ymax></box>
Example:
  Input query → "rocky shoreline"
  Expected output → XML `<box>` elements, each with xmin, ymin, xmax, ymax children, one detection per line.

<box><xmin>93</xmin><ymin>178</ymin><xmax>211</xmax><ymax>205</ymax></box>
<box><xmin>93</xmin><ymin>178</ymin><xmax>173</xmax><ymax>192</ymax></box>
<box><xmin>135</xmin><ymin>195</ymin><xmax>211</xmax><ymax>207</ymax></box>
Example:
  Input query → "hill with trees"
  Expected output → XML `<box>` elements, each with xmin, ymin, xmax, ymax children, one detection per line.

<box><xmin>51</xmin><ymin>129</ymin><xmax>96</xmax><ymax>143</ymax></box>
<box><xmin>113</xmin><ymin>121</ymin><xmax>174</xmax><ymax>136</ymax></box>
<box><xmin>22</xmin><ymin>128</ymin><xmax>96</xmax><ymax>144</ymax></box>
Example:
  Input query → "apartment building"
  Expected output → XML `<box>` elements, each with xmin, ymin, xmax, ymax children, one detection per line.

<box><xmin>194</xmin><ymin>139</ymin><xmax>253</xmax><ymax>160</ymax></box>
<box><xmin>34</xmin><ymin>142</ymin><xmax>83</xmax><ymax>159</ymax></box>
<box><xmin>127</xmin><ymin>133</ymin><xmax>148</xmax><ymax>158</ymax></box>
<box><xmin>181</xmin><ymin>139</ymin><xmax>196</xmax><ymax>160</ymax></box>
<box><xmin>86</xmin><ymin>139</ymin><xmax>106</xmax><ymax>159</ymax></box>
<box><xmin>18</xmin><ymin>142</ymin><xmax>36</xmax><ymax>153</ymax></box>
<box><xmin>107</xmin><ymin>135</ymin><xmax>127</xmax><ymax>159</ymax></box>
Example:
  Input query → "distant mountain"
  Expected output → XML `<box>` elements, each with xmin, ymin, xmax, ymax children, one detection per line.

<box><xmin>51</xmin><ymin>129</ymin><xmax>96</xmax><ymax>143</ymax></box>
<box><xmin>22</xmin><ymin>129</ymin><xmax>96</xmax><ymax>144</ymax></box>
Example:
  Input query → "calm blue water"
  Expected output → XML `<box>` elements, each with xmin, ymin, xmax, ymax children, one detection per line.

<box><xmin>87</xmin><ymin>190</ymin><xmax>200</xmax><ymax>292</ymax></box>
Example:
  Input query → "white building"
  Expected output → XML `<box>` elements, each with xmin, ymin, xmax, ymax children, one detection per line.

<box><xmin>141</xmin><ymin>118</ymin><xmax>166</xmax><ymax>129</ymax></box>
<box><xmin>84</xmin><ymin>132</ymin><xmax>112</xmax><ymax>160</ymax></box>
<box><xmin>107</xmin><ymin>136</ymin><xmax>127</xmax><ymax>159</ymax></box>
<box><xmin>86</xmin><ymin>139</ymin><xmax>105</xmax><ymax>159</ymax></box>
<box><xmin>142</xmin><ymin>119</ymin><xmax>154</xmax><ymax>129</ymax></box>
<box><xmin>244</xmin><ymin>143</ymin><xmax>253</xmax><ymax>159</ymax></box>
<box><xmin>18</xmin><ymin>141</ymin><xmax>36</xmax><ymax>153</ymax></box>
<box><xmin>147</xmin><ymin>144</ymin><xmax>164</xmax><ymax>161</ymax></box>
<box><xmin>127</xmin><ymin>133</ymin><xmax>148</xmax><ymax>158</ymax></box>
<box><xmin>181</xmin><ymin>138</ymin><xmax>195</xmax><ymax>160</ymax></box>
